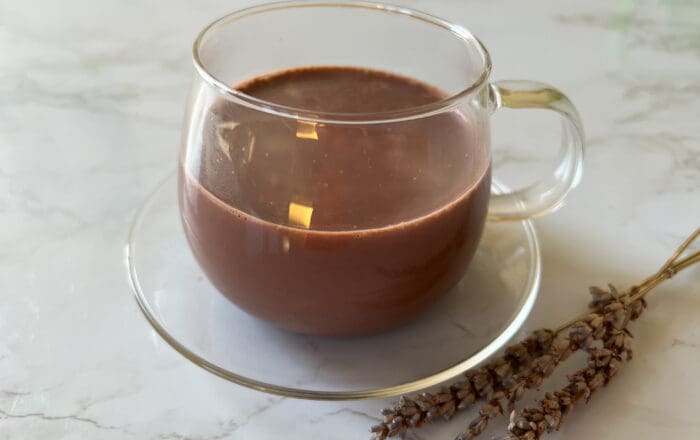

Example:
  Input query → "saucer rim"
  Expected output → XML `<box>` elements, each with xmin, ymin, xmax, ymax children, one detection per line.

<box><xmin>125</xmin><ymin>172</ymin><xmax>540</xmax><ymax>400</ymax></box>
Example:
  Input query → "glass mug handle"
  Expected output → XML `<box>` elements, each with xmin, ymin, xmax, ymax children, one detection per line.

<box><xmin>486</xmin><ymin>80</ymin><xmax>585</xmax><ymax>221</ymax></box>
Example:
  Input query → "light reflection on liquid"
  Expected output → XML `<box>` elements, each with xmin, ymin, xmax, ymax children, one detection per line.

<box><xmin>295</xmin><ymin>121</ymin><xmax>318</xmax><ymax>140</ymax></box>
<box><xmin>288</xmin><ymin>201</ymin><xmax>314</xmax><ymax>229</ymax></box>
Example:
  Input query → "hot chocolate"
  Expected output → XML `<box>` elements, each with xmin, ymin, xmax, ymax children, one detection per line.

<box><xmin>179</xmin><ymin>66</ymin><xmax>491</xmax><ymax>336</ymax></box>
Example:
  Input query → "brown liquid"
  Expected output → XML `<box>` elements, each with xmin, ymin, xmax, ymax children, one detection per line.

<box><xmin>179</xmin><ymin>66</ymin><xmax>491</xmax><ymax>336</ymax></box>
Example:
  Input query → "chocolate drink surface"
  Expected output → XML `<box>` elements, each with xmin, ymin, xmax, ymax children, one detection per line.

<box><xmin>179</xmin><ymin>66</ymin><xmax>491</xmax><ymax>336</ymax></box>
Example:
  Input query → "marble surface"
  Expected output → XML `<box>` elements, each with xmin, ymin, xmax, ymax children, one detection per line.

<box><xmin>1</xmin><ymin>0</ymin><xmax>699</xmax><ymax>439</ymax></box>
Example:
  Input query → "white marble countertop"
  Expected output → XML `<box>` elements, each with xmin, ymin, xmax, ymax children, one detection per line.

<box><xmin>2</xmin><ymin>0</ymin><xmax>699</xmax><ymax>438</ymax></box>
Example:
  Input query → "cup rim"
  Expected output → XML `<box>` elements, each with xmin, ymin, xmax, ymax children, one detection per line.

<box><xmin>192</xmin><ymin>0</ymin><xmax>493</xmax><ymax>124</ymax></box>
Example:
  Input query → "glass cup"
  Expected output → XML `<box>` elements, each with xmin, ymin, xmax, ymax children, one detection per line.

<box><xmin>178</xmin><ymin>1</ymin><xmax>584</xmax><ymax>336</ymax></box>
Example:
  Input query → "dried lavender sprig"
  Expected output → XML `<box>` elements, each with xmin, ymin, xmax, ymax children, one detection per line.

<box><xmin>371</xmin><ymin>228</ymin><xmax>700</xmax><ymax>440</ymax></box>
<box><xmin>460</xmin><ymin>228</ymin><xmax>699</xmax><ymax>440</ymax></box>
<box><xmin>370</xmin><ymin>329</ymin><xmax>555</xmax><ymax>440</ymax></box>
<box><xmin>506</xmin><ymin>343</ymin><xmax>627</xmax><ymax>440</ymax></box>
<box><xmin>457</xmin><ymin>301</ymin><xmax>623</xmax><ymax>440</ymax></box>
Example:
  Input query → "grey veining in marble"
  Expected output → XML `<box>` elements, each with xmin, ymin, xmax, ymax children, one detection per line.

<box><xmin>1</xmin><ymin>0</ymin><xmax>699</xmax><ymax>439</ymax></box>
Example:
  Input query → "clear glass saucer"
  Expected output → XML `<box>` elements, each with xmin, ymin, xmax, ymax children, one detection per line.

<box><xmin>126</xmin><ymin>173</ymin><xmax>540</xmax><ymax>400</ymax></box>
